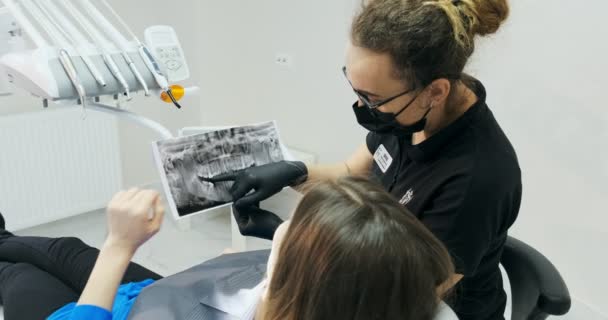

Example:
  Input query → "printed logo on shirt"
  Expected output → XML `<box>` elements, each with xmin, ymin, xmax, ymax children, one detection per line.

<box><xmin>399</xmin><ymin>188</ymin><xmax>414</xmax><ymax>205</ymax></box>
<box><xmin>373</xmin><ymin>144</ymin><xmax>393</xmax><ymax>173</ymax></box>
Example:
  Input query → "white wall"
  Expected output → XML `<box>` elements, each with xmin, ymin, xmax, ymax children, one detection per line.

<box><xmin>198</xmin><ymin>0</ymin><xmax>366</xmax><ymax>162</ymax></box>
<box><xmin>468</xmin><ymin>1</ymin><xmax>608</xmax><ymax>317</ymax></box>
<box><xmin>198</xmin><ymin>0</ymin><xmax>607</xmax><ymax>318</ymax></box>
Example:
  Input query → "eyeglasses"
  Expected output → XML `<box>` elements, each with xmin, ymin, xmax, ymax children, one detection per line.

<box><xmin>342</xmin><ymin>66</ymin><xmax>414</xmax><ymax>109</ymax></box>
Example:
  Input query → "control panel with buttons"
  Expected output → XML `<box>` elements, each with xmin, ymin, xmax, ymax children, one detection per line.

<box><xmin>144</xmin><ymin>26</ymin><xmax>190</xmax><ymax>82</ymax></box>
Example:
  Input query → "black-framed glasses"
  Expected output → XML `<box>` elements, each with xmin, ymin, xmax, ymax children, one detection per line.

<box><xmin>342</xmin><ymin>66</ymin><xmax>414</xmax><ymax>109</ymax></box>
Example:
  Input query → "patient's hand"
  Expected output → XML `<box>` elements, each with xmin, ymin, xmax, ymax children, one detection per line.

<box><xmin>105</xmin><ymin>188</ymin><xmax>165</xmax><ymax>254</ymax></box>
<box><xmin>78</xmin><ymin>189</ymin><xmax>165</xmax><ymax>311</ymax></box>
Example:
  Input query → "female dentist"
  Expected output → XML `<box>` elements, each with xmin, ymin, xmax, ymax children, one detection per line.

<box><xmin>209</xmin><ymin>1</ymin><xmax>522</xmax><ymax>319</ymax></box>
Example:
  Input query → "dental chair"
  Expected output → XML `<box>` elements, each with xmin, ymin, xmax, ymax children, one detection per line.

<box><xmin>0</xmin><ymin>238</ymin><xmax>572</xmax><ymax>320</ymax></box>
<box><xmin>501</xmin><ymin>236</ymin><xmax>571</xmax><ymax>320</ymax></box>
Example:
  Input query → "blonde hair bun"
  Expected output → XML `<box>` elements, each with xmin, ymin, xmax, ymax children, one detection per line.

<box><xmin>460</xmin><ymin>0</ymin><xmax>509</xmax><ymax>36</ymax></box>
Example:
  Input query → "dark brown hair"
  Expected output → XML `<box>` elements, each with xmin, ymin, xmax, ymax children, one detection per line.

<box><xmin>351</xmin><ymin>0</ymin><xmax>509</xmax><ymax>87</ymax></box>
<box><xmin>264</xmin><ymin>177</ymin><xmax>454</xmax><ymax>320</ymax></box>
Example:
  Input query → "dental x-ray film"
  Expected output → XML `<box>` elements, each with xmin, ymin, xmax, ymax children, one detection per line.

<box><xmin>153</xmin><ymin>121</ymin><xmax>286</xmax><ymax>220</ymax></box>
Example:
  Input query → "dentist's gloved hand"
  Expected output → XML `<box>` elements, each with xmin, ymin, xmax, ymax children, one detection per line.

<box><xmin>207</xmin><ymin>161</ymin><xmax>308</xmax><ymax>207</ymax></box>
<box><xmin>232</xmin><ymin>203</ymin><xmax>284</xmax><ymax>241</ymax></box>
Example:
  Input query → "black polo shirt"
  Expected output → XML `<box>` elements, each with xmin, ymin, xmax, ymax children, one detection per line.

<box><xmin>366</xmin><ymin>79</ymin><xmax>522</xmax><ymax>320</ymax></box>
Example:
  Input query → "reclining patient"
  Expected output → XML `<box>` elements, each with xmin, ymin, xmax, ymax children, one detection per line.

<box><xmin>0</xmin><ymin>177</ymin><xmax>457</xmax><ymax>320</ymax></box>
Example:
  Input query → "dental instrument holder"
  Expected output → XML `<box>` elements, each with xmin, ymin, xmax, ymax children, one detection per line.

<box><xmin>46</xmin><ymin>51</ymin><xmax>164</xmax><ymax>102</ymax></box>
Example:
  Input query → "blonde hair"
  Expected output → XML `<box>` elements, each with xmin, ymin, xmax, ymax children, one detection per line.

<box><xmin>424</xmin><ymin>0</ymin><xmax>509</xmax><ymax>51</ymax></box>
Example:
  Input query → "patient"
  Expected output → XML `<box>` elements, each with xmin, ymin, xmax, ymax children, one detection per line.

<box><xmin>0</xmin><ymin>177</ymin><xmax>457</xmax><ymax>320</ymax></box>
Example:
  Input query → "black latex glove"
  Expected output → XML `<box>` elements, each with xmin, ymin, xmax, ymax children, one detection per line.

<box><xmin>206</xmin><ymin>161</ymin><xmax>308</xmax><ymax>207</ymax></box>
<box><xmin>232</xmin><ymin>203</ymin><xmax>284</xmax><ymax>240</ymax></box>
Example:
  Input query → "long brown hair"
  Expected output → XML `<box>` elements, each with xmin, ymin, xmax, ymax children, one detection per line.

<box><xmin>264</xmin><ymin>177</ymin><xmax>454</xmax><ymax>320</ymax></box>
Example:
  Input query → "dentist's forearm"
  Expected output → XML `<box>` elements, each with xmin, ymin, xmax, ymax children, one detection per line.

<box><xmin>306</xmin><ymin>163</ymin><xmax>351</xmax><ymax>182</ymax></box>
<box><xmin>305</xmin><ymin>144</ymin><xmax>373</xmax><ymax>183</ymax></box>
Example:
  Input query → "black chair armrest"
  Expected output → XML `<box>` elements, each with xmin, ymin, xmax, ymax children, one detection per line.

<box><xmin>501</xmin><ymin>237</ymin><xmax>571</xmax><ymax>319</ymax></box>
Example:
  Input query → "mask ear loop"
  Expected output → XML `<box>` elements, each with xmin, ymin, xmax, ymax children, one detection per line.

<box><xmin>422</xmin><ymin>83</ymin><xmax>436</xmax><ymax>118</ymax></box>
<box><xmin>421</xmin><ymin>101</ymin><xmax>434</xmax><ymax>120</ymax></box>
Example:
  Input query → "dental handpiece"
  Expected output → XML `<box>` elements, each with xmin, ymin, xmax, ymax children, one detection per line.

<box><xmin>81</xmin><ymin>53</ymin><xmax>107</xmax><ymax>87</ymax></box>
<box><xmin>103</xmin><ymin>53</ymin><xmax>131</xmax><ymax>100</ymax></box>
<box><xmin>139</xmin><ymin>45</ymin><xmax>181</xmax><ymax>109</ymax></box>
<box><xmin>59</xmin><ymin>49</ymin><xmax>87</xmax><ymax>110</ymax></box>
<box><xmin>122</xmin><ymin>52</ymin><xmax>149</xmax><ymax>96</ymax></box>
<box><xmin>139</xmin><ymin>45</ymin><xmax>169</xmax><ymax>90</ymax></box>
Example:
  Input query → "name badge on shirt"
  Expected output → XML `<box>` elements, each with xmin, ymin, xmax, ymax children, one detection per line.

<box><xmin>374</xmin><ymin>144</ymin><xmax>393</xmax><ymax>173</ymax></box>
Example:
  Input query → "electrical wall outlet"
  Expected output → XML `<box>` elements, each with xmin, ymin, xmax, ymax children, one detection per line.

<box><xmin>275</xmin><ymin>53</ymin><xmax>293</xmax><ymax>67</ymax></box>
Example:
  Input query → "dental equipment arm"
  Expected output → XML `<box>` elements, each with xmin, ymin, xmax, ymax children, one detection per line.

<box><xmin>35</xmin><ymin>0</ymin><xmax>107</xmax><ymax>87</ymax></box>
<box><xmin>97</xmin><ymin>0</ymin><xmax>182</xmax><ymax>107</ymax></box>
<box><xmin>79</xmin><ymin>0</ymin><xmax>149</xmax><ymax>96</ymax></box>
<box><xmin>0</xmin><ymin>0</ymin><xmax>47</xmax><ymax>47</ymax></box>
<box><xmin>1</xmin><ymin>0</ymin><xmax>193</xmax><ymax>111</ymax></box>
<box><xmin>89</xmin><ymin>102</ymin><xmax>173</xmax><ymax>139</ymax></box>
<box><xmin>57</xmin><ymin>0</ymin><xmax>131</xmax><ymax>99</ymax></box>
<box><xmin>20</xmin><ymin>0</ymin><xmax>67</xmax><ymax>47</ymax></box>
<box><xmin>20</xmin><ymin>0</ymin><xmax>87</xmax><ymax>110</ymax></box>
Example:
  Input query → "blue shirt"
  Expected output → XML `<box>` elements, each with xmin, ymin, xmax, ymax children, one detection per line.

<box><xmin>47</xmin><ymin>279</ymin><xmax>155</xmax><ymax>320</ymax></box>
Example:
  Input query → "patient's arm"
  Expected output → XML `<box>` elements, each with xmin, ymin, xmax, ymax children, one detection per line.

<box><xmin>77</xmin><ymin>242</ymin><xmax>135</xmax><ymax>311</ymax></box>
<box><xmin>77</xmin><ymin>189</ymin><xmax>165</xmax><ymax>311</ymax></box>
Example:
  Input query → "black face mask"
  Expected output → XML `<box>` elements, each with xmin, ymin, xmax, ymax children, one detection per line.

<box><xmin>353</xmin><ymin>93</ymin><xmax>432</xmax><ymax>136</ymax></box>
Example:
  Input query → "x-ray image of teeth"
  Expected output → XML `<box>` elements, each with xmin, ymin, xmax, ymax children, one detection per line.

<box><xmin>153</xmin><ymin>121</ymin><xmax>285</xmax><ymax>219</ymax></box>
